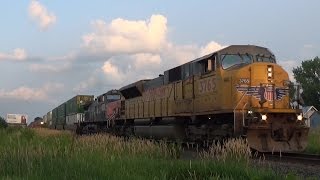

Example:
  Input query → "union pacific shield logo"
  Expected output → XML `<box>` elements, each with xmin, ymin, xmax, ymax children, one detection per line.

<box><xmin>236</xmin><ymin>85</ymin><xmax>288</xmax><ymax>101</ymax></box>
<box><xmin>264</xmin><ymin>87</ymin><xmax>274</xmax><ymax>101</ymax></box>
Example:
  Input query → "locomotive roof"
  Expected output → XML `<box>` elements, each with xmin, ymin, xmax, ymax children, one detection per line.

<box><xmin>218</xmin><ymin>45</ymin><xmax>274</xmax><ymax>56</ymax></box>
<box><xmin>192</xmin><ymin>45</ymin><xmax>275</xmax><ymax>63</ymax></box>
<box><xmin>119</xmin><ymin>79</ymin><xmax>150</xmax><ymax>92</ymax></box>
<box><xmin>119</xmin><ymin>79</ymin><xmax>151</xmax><ymax>99</ymax></box>
<box><xmin>105</xmin><ymin>89</ymin><xmax>121</xmax><ymax>95</ymax></box>
<box><xmin>68</xmin><ymin>94</ymin><xmax>94</xmax><ymax>100</ymax></box>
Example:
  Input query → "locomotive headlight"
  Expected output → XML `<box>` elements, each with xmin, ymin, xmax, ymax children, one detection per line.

<box><xmin>40</xmin><ymin>121</ymin><xmax>44</xmax><ymax>125</ymax></box>
<box><xmin>248</xmin><ymin>110</ymin><xmax>253</xmax><ymax>114</ymax></box>
<box><xmin>297</xmin><ymin>114</ymin><xmax>303</xmax><ymax>121</ymax></box>
<box><xmin>267</xmin><ymin>66</ymin><xmax>273</xmax><ymax>79</ymax></box>
<box><xmin>261</xmin><ymin>114</ymin><xmax>267</xmax><ymax>121</ymax></box>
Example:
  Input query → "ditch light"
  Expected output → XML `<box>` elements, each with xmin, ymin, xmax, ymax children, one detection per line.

<box><xmin>261</xmin><ymin>114</ymin><xmax>267</xmax><ymax>121</ymax></box>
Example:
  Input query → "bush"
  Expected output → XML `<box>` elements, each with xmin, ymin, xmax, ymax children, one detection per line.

<box><xmin>305</xmin><ymin>127</ymin><xmax>320</xmax><ymax>154</ymax></box>
<box><xmin>0</xmin><ymin>116</ymin><xmax>7</xmax><ymax>128</ymax></box>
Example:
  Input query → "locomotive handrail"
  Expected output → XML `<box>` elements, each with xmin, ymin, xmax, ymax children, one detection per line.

<box><xmin>242</xmin><ymin>102</ymin><xmax>248</xmax><ymax>127</ymax></box>
<box><xmin>233</xmin><ymin>90</ymin><xmax>248</xmax><ymax>110</ymax></box>
<box><xmin>233</xmin><ymin>90</ymin><xmax>248</xmax><ymax>134</ymax></box>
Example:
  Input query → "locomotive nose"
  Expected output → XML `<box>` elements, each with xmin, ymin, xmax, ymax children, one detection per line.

<box><xmin>248</xmin><ymin>63</ymin><xmax>285</xmax><ymax>109</ymax></box>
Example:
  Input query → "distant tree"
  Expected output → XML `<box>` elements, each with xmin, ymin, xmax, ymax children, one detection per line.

<box><xmin>293</xmin><ymin>57</ymin><xmax>320</xmax><ymax>109</ymax></box>
<box><xmin>0</xmin><ymin>116</ymin><xmax>8</xmax><ymax>128</ymax></box>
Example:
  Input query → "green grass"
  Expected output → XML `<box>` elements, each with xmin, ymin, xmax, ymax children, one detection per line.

<box><xmin>305</xmin><ymin>127</ymin><xmax>320</xmax><ymax>154</ymax></box>
<box><xmin>0</xmin><ymin>128</ymin><xmax>288</xmax><ymax>179</ymax></box>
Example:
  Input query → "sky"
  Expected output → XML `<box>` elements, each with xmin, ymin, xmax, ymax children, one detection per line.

<box><xmin>0</xmin><ymin>0</ymin><xmax>319</xmax><ymax>123</ymax></box>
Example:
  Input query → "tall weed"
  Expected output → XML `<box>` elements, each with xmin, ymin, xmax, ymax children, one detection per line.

<box><xmin>0</xmin><ymin>128</ymin><xmax>282</xmax><ymax>179</ymax></box>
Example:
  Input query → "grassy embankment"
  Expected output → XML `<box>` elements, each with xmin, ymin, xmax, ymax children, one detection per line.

<box><xmin>305</xmin><ymin>127</ymin><xmax>320</xmax><ymax>154</ymax></box>
<box><xmin>0</xmin><ymin>128</ymin><xmax>289</xmax><ymax>179</ymax></box>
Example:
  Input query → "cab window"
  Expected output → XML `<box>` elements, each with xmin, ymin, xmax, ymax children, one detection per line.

<box><xmin>199</xmin><ymin>58</ymin><xmax>216</xmax><ymax>74</ymax></box>
<box><xmin>182</xmin><ymin>63</ymin><xmax>191</xmax><ymax>80</ymax></box>
<box><xmin>256</xmin><ymin>54</ymin><xmax>276</xmax><ymax>63</ymax></box>
<box><xmin>221</xmin><ymin>54</ymin><xmax>252</xmax><ymax>69</ymax></box>
<box><xmin>106</xmin><ymin>95</ymin><xmax>120</xmax><ymax>100</ymax></box>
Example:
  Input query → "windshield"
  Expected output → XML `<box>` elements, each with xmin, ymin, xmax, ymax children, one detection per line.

<box><xmin>221</xmin><ymin>54</ymin><xmax>253</xmax><ymax>69</ymax></box>
<box><xmin>256</xmin><ymin>55</ymin><xmax>276</xmax><ymax>63</ymax></box>
<box><xmin>106</xmin><ymin>95</ymin><xmax>120</xmax><ymax>100</ymax></box>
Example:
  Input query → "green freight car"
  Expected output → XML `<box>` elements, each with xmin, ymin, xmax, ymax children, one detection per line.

<box><xmin>47</xmin><ymin>111</ymin><xmax>52</xmax><ymax>127</ymax></box>
<box><xmin>49</xmin><ymin>95</ymin><xmax>93</xmax><ymax>129</ymax></box>
<box><xmin>57</xmin><ymin>103</ymin><xmax>66</xmax><ymax>129</ymax></box>
<box><xmin>52</xmin><ymin>107</ymin><xmax>58</xmax><ymax>128</ymax></box>
<box><xmin>66</xmin><ymin>95</ymin><xmax>94</xmax><ymax>116</ymax></box>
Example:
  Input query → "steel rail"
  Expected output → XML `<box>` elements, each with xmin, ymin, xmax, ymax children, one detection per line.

<box><xmin>253</xmin><ymin>152</ymin><xmax>320</xmax><ymax>166</ymax></box>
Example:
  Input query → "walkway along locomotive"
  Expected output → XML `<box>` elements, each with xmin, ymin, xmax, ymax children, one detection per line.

<box><xmin>48</xmin><ymin>45</ymin><xmax>309</xmax><ymax>152</ymax></box>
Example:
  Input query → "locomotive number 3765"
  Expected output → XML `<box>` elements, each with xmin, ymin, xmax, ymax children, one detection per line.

<box><xmin>199</xmin><ymin>78</ymin><xmax>216</xmax><ymax>94</ymax></box>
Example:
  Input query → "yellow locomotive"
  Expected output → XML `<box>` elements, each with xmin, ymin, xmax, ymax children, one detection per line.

<box><xmin>117</xmin><ymin>45</ymin><xmax>308</xmax><ymax>152</ymax></box>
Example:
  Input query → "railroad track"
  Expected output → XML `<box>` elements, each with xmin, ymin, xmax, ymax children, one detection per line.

<box><xmin>254</xmin><ymin>152</ymin><xmax>320</xmax><ymax>166</ymax></box>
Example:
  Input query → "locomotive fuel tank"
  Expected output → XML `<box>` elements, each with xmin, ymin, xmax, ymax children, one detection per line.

<box><xmin>134</xmin><ymin>125</ymin><xmax>186</xmax><ymax>140</ymax></box>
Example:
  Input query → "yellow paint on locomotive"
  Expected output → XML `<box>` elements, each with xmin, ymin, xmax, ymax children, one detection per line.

<box><xmin>125</xmin><ymin>61</ymin><xmax>293</xmax><ymax>117</ymax></box>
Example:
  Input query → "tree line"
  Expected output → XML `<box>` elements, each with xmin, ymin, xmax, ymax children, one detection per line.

<box><xmin>293</xmin><ymin>57</ymin><xmax>320</xmax><ymax>110</ymax></box>
<box><xmin>0</xmin><ymin>116</ymin><xmax>7</xmax><ymax>128</ymax></box>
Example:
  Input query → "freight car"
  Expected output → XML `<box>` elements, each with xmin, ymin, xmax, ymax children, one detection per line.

<box><xmin>50</xmin><ymin>95</ymin><xmax>94</xmax><ymax>130</ymax></box>
<box><xmin>60</xmin><ymin>45</ymin><xmax>309</xmax><ymax>152</ymax></box>
<box><xmin>47</xmin><ymin>111</ymin><xmax>52</xmax><ymax>128</ymax></box>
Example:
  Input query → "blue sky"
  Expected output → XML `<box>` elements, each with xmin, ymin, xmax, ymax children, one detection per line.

<box><xmin>0</xmin><ymin>0</ymin><xmax>319</xmax><ymax>122</ymax></box>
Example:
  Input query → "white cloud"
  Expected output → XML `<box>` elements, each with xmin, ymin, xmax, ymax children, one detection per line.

<box><xmin>42</xmin><ymin>83</ymin><xmax>64</xmax><ymax>94</ymax></box>
<box><xmin>101</xmin><ymin>61</ymin><xmax>126</xmax><ymax>83</ymax></box>
<box><xmin>83</xmin><ymin>14</ymin><xmax>167</xmax><ymax>54</ymax></box>
<box><xmin>99</xmin><ymin>53</ymin><xmax>161</xmax><ymax>84</ymax></box>
<box><xmin>72</xmin><ymin>70</ymin><xmax>107</xmax><ymax>94</ymax></box>
<box><xmin>0</xmin><ymin>83</ymin><xmax>64</xmax><ymax>102</ymax></box>
<box><xmin>81</xmin><ymin>14</ymin><xmax>225</xmax><ymax>71</ymax></box>
<box><xmin>0</xmin><ymin>48</ymin><xmax>27</xmax><ymax>61</ymax></box>
<box><xmin>47</xmin><ymin>52</ymin><xmax>76</xmax><ymax>61</ymax></box>
<box><xmin>132</xmin><ymin>53</ymin><xmax>161</xmax><ymax>70</ymax></box>
<box><xmin>73</xmin><ymin>77</ymin><xmax>98</xmax><ymax>93</ymax></box>
<box><xmin>28</xmin><ymin>0</ymin><xmax>56</xmax><ymax>30</ymax></box>
<box><xmin>163</xmin><ymin>43</ymin><xmax>199</xmax><ymax>65</ymax></box>
<box><xmin>28</xmin><ymin>52</ymin><xmax>77</xmax><ymax>73</ymax></box>
<box><xmin>75</xmin><ymin>15</ymin><xmax>226</xmax><ymax>94</ymax></box>
<box><xmin>29</xmin><ymin>62</ymin><xmax>71</xmax><ymax>73</ymax></box>
<box><xmin>199</xmin><ymin>41</ymin><xmax>226</xmax><ymax>56</ymax></box>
